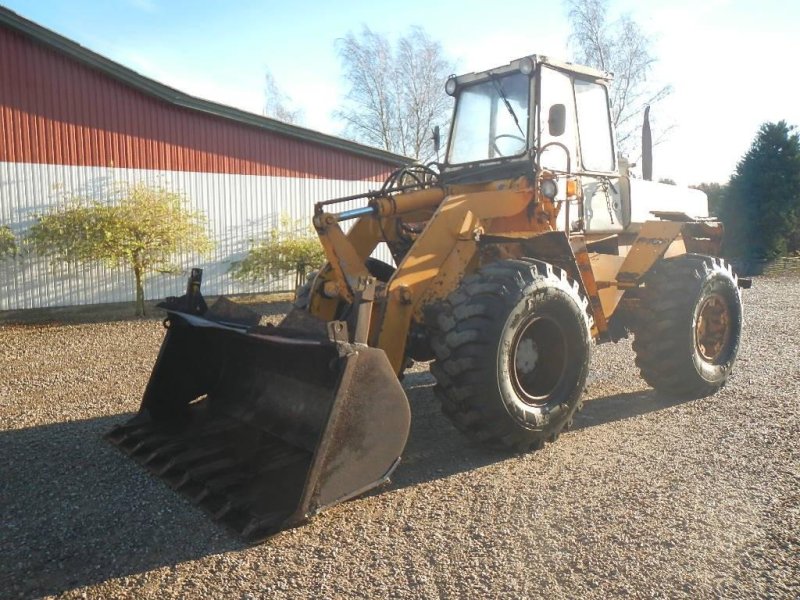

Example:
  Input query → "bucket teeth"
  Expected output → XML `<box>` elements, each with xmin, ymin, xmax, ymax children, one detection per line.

<box><xmin>107</xmin><ymin>421</ymin><xmax>154</xmax><ymax>445</ymax></box>
<box><xmin>142</xmin><ymin>441</ymin><xmax>187</xmax><ymax>465</ymax></box>
<box><xmin>204</xmin><ymin>471</ymin><xmax>251</xmax><ymax>494</ymax></box>
<box><xmin>175</xmin><ymin>458</ymin><xmax>240</xmax><ymax>492</ymax></box>
<box><xmin>109</xmin><ymin>414</ymin><xmax>311</xmax><ymax>539</ymax></box>
<box><xmin>130</xmin><ymin>433</ymin><xmax>173</xmax><ymax>455</ymax></box>
<box><xmin>190</xmin><ymin>471</ymin><xmax>250</xmax><ymax>505</ymax></box>
<box><xmin>212</xmin><ymin>495</ymin><xmax>250</xmax><ymax>520</ymax></box>
<box><xmin>157</xmin><ymin>446</ymin><xmax>226</xmax><ymax>476</ymax></box>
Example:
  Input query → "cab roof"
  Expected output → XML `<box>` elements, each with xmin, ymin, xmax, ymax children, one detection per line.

<box><xmin>451</xmin><ymin>54</ymin><xmax>614</xmax><ymax>88</ymax></box>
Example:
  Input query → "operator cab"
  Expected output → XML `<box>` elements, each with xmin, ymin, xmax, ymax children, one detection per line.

<box><xmin>440</xmin><ymin>55</ymin><xmax>626</xmax><ymax>232</ymax></box>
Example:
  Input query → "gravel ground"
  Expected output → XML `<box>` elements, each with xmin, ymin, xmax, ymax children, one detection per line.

<box><xmin>1</xmin><ymin>276</ymin><xmax>797</xmax><ymax>599</ymax></box>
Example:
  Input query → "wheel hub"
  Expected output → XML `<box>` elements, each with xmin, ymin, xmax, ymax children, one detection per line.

<box><xmin>510</xmin><ymin>316</ymin><xmax>567</xmax><ymax>406</ymax></box>
<box><xmin>695</xmin><ymin>293</ymin><xmax>731</xmax><ymax>363</ymax></box>
<box><xmin>515</xmin><ymin>337</ymin><xmax>540</xmax><ymax>376</ymax></box>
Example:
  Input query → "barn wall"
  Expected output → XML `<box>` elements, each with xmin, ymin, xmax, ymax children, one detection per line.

<box><xmin>0</xmin><ymin>161</ymin><xmax>390</xmax><ymax>310</ymax></box>
<box><xmin>0</xmin><ymin>23</ymin><xmax>399</xmax><ymax>310</ymax></box>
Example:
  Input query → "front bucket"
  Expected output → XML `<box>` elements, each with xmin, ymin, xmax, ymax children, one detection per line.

<box><xmin>107</xmin><ymin>311</ymin><xmax>410</xmax><ymax>542</ymax></box>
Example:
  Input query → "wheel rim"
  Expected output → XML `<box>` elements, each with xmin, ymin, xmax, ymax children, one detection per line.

<box><xmin>695</xmin><ymin>293</ymin><xmax>732</xmax><ymax>363</ymax></box>
<box><xmin>510</xmin><ymin>315</ymin><xmax>568</xmax><ymax>406</ymax></box>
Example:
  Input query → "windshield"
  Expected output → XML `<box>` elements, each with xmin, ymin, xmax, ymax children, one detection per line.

<box><xmin>447</xmin><ymin>72</ymin><xmax>530</xmax><ymax>164</ymax></box>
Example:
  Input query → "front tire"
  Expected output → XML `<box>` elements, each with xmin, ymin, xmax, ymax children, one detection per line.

<box><xmin>630</xmin><ymin>254</ymin><xmax>742</xmax><ymax>398</ymax></box>
<box><xmin>430</xmin><ymin>259</ymin><xmax>592</xmax><ymax>452</ymax></box>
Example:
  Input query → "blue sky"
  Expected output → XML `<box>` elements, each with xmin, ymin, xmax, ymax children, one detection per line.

<box><xmin>3</xmin><ymin>0</ymin><xmax>799</xmax><ymax>184</ymax></box>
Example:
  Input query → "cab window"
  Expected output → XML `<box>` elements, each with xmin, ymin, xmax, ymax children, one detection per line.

<box><xmin>574</xmin><ymin>80</ymin><xmax>615</xmax><ymax>172</ymax></box>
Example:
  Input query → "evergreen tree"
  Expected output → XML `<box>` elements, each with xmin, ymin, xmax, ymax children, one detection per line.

<box><xmin>721</xmin><ymin>121</ymin><xmax>800</xmax><ymax>258</ymax></box>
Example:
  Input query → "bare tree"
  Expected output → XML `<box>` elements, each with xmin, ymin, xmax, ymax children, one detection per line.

<box><xmin>565</xmin><ymin>0</ymin><xmax>671</xmax><ymax>156</ymax></box>
<box><xmin>263</xmin><ymin>70</ymin><xmax>303</xmax><ymax>124</ymax></box>
<box><xmin>335</xmin><ymin>26</ymin><xmax>454</xmax><ymax>160</ymax></box>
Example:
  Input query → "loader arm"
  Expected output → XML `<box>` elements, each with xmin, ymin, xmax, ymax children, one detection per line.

<box><xmin>314</xmin><ymin>178</ymin><xmax>537</xmax><ymax>372</ymax></box>
<box><xmin>308</xmin><ymin>187</ymin><xmax>445</xmax><ymax>321</ymax></box>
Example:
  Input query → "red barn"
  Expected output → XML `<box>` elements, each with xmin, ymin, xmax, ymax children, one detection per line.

<box><xmin>0</xmin><ymin>7</ymin><xmax>407</xmax><ymax>310</ymax></box>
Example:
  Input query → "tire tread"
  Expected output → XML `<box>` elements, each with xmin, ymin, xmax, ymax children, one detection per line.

<box><xmin>430</xmin><ymin>259</ymin><xmax>592</xmax><ymax>452</ymax></box>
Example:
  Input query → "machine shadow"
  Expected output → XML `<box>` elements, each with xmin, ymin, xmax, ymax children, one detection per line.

<box><xmin>1</xmin><ymin>375</ymin><xmax>692</xmax><ymax>597</ymax></box>
<box><xmin>388</xmin><ymin>371</ymin><xmax>693</xmax><ymax>490</ymax></box>
<box><xmin>0</xmin><ymin>416</ymin><xmax>245</xmax><ymax>598</ymax></box>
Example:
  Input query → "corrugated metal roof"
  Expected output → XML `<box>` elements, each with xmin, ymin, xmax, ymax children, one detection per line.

<box><xmin>0</xmin><ymin>6</ymin><xmax>411</xmax><ymax>168</ymax></box>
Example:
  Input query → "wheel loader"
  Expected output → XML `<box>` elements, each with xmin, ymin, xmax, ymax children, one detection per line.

<box><xmin>108</xmin><ymin>55</ymin><xmax>748</xmax><ymax>542</ymax></box>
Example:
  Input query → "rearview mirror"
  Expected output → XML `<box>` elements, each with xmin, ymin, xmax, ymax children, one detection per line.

<box><xmin>432</xmin><ymin>125</ymin><xmax>441</xmax><ymax>154</ymax></box>
<box><xmin>548</xmin><ymin>104</ymin><xmax>566</xmax><ymax>137</ymax></box>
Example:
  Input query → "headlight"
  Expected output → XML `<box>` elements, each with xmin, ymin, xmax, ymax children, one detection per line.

<box><xmin>445</xmin><ymin>77</ymin><xmax>457</xmax><ymax>96</ymax></box>
<box><xmin>540</xmin><ymin>178</ymin><xmax>558</xmax><ymax>199</ymax></box>
<box><xmin>519</xmin><ymin>57</ymin><xmax>534</xmax><ymax>75</ymax></box>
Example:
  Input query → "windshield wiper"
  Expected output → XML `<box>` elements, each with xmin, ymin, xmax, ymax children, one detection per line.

<box><xmin>491</xmin><ymin>75</ymin><xmax>526</xmax><ymax>139</ymax></box>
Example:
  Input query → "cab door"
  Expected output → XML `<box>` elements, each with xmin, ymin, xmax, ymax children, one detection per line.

<box><xmin>573</xmin><ymin>78</ymin><xmax>627</xmax><ymax>232</ymax></box>
<box><xmin>538</xmin><ymin>66</ymin><xmax>579</xmax><ymax>231</ymax></box>
<box><xmin>538</xmin><ymin>69</ymin><xmax>627</xmax><ymax>233</ymax></box>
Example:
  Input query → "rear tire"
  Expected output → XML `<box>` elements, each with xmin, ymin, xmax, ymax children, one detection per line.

<box><xmin>430</xmin><ymin>259</ymin><xmax>592</xmax><ymax>452</ymax></box>
<box><xmin>630</xmin><ymin>254</ymin><xmax>742</xmax><ymax>398</ymax></box>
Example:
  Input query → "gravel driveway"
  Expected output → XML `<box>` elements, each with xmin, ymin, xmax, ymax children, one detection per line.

<box><xmin>1</xmin><ymin>276</ymin><xmax>797</xmax><ymax>599</ymax></box>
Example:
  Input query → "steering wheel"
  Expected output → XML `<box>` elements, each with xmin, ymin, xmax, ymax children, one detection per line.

<box><xmin>491</xmin><ymin>134</ymin><xmax>527</xmax><ymax>157</ymax></box>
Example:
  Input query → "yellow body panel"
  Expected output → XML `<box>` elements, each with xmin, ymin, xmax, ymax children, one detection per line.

<box><xmin>311</xmin><ymin>176</ymin><xmax>723</xmax><ymax>372</ymax></box>
<box><xmin>615</xmin><ymin>221</ymin><xmax>685</xmax><ymax>288</ymax></box>
<box><xmin>590</xmin><ymin>253</ymin><xmax>627</xmax><ymax>317</ymax></box>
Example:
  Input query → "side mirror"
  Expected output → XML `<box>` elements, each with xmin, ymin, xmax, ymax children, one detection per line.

<box><xmin>548</xmin><ymin>104</ymin><xmax>566</xmax><ymax>137</ymax></box>
<box><xmin>432</xmin><ymin>125</ymin><xmax>441</xmax><ymax>154</ymax></box>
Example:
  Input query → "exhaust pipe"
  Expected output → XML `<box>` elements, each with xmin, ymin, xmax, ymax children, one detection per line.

<box><xmin>642</xmin><ymin>105</ymin><xmax>653</xmax><ymax>181</ymax></box>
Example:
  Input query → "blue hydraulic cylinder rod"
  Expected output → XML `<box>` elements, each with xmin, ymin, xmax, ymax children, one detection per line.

<box><xmin>336</xmin><ymin>205</ymin><xmax>377</xmax><ymax>221</ymax></box>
